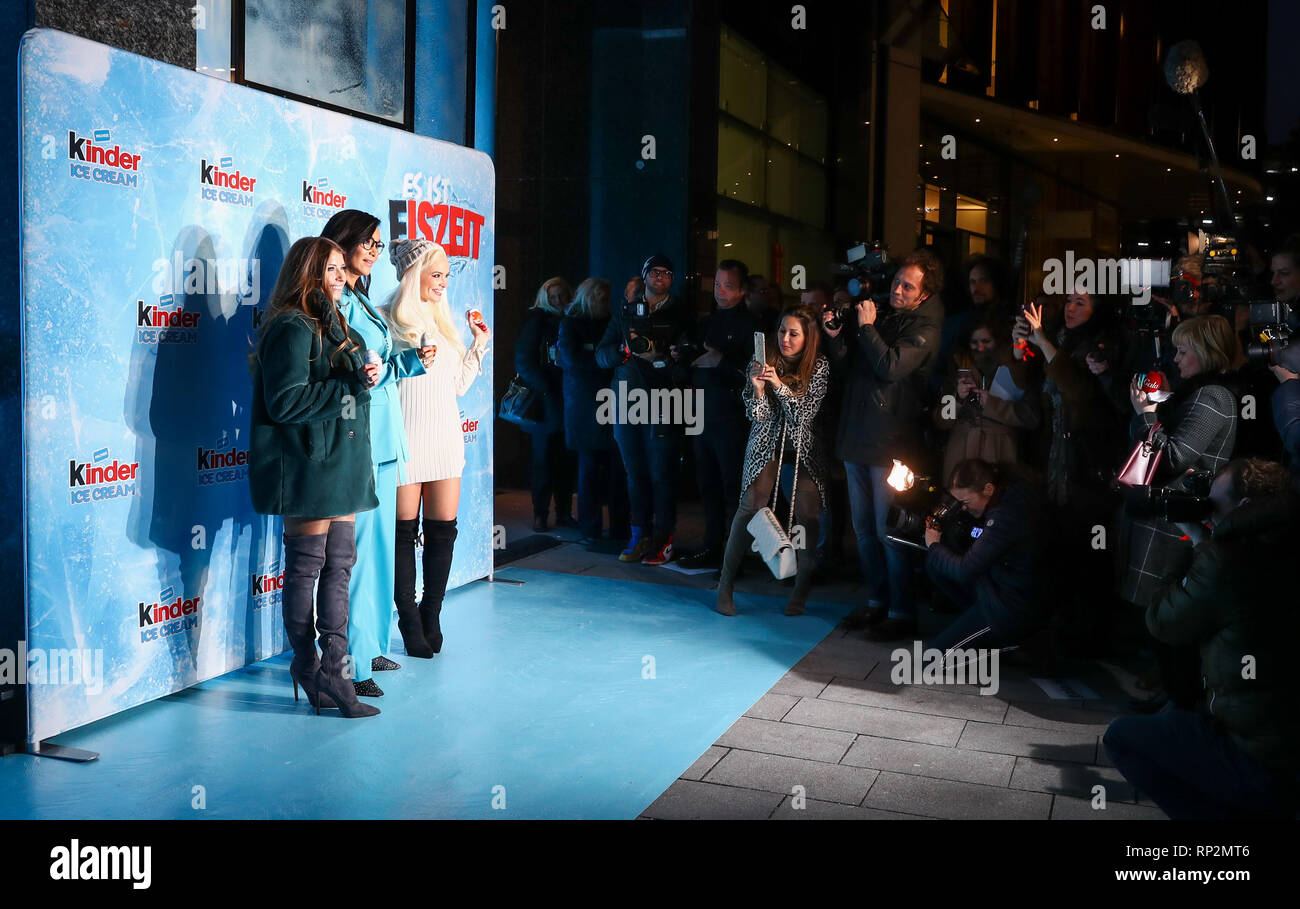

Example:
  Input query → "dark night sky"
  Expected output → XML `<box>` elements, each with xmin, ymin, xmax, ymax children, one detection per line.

<box><xmin>1269</xmin><ymin>0</ymin><xmax>1300</xmax><ymax>144</ymax></box>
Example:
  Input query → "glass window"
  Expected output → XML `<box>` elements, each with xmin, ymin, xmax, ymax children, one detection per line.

<box><xmin>242</xmin><ymin>0</ymin><xmax>409</xmax><ymax>125</ymax></box>
<box><xmin>956</xmin><ymin>194</ymin><xmax>988</xmax><ymax>234</ymax></box>
<box><xmin>718</xmin><ymin>121</ymin><xmax>766</xmax><ymax>207</ymax></box>
<box><xmin>719</xmin><ymin>28</ymin><xmax>766</xmax><ymax>129</ymax></box>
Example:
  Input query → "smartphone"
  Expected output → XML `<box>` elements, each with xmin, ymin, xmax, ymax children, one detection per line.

<box><xmin>753</xmin><ymin>331</ymin><xmax>765</xmax><ymax>365</ymax></box>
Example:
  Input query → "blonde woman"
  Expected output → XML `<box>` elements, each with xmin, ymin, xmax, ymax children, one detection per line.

<box><xmin>517</xmin><ymin>277</ymin><xmax>575</xmax><ymax>531</ymax></box>
<box><xmin>385</xmin><ymin>239</ymin><xmax>491</xmax><ymax>656</ymax></box>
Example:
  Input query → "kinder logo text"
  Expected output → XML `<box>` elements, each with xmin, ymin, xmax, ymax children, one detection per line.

<box><xmin>69</xmin><ymin>448</ymin><xmax>140</xmax><ymax>504</ymax></box>
<box><xmin>67</xmin><ymin>128</ymin><xmax>141</xmax><ymax>188</ymax></box>
<box><xmin>460</xmin><ymin>409</ymin><xmax>480</xmax><ymax>444</ymax></box>
<box><xmin>388</xmin><ymin>199</ymin><xmax>486</xmax><ymax>259</ymax></box>
<box><xmin>200</xmin><ymin>155</ymin><xmax>256</xmax><ymax>207</ymax></box>
<box><xmin>197</xmin><ymin>445</ymin><xmax>249</xmax><ymax>486</ymax></box>
<box><xmin>302</xmin><ymin>176</ymin><xmax>347</xmax><ymax>219</ymax></box>
<box><xmin>251</xmin><ymin>560</ymin><xmax>284</xmax><ymax>610</ymax></box>
<box><xmin>136</xmin><ymin>294</ymin><xmax>200</xmax><ymax>344</ymax></box>
<box><xmin>138</xmin><ymin>586</ymin><xmax>201</xmax><ymax>643</ymax></box>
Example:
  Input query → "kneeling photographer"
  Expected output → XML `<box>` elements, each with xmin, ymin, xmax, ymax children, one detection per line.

<box><xmin>1104</xmin><ymin>458</ymin><xmax>1300</xmax><ymax>819</ymax></box>
<box><xmin>920</xmin><ymin>459</ymin><xmax>1051</xmax><ymax>657</ymax></box>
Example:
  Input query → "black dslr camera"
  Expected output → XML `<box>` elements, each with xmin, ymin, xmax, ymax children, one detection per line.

<box><xmin>1121</xmin><ymin>470</ymin><xmax>1215</xmax><ymax>523</ymax></box>
<box><xmin>885</xmin><ymin>477</ymin><xmax>979</xmax><ymax>553</ymax></box>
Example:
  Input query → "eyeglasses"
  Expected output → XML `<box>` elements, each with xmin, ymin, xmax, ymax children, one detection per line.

<box><xmin>647</xmin><ymin>268</ymin><xmax>673</xmax><ymax>278</ymax></box>
<box><xmin>360</xmin><ymin>239</ymin><xmax>386</xmax><ymax>253</ymax></box>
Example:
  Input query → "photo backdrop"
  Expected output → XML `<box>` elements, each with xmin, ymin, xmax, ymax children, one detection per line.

<box><xmin>19</xmin><ymin>29</ymin><xmax>495</xmax><ymax>743</ymax></box>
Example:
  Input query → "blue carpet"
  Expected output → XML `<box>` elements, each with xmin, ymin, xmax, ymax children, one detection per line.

<box><xmin>0</xmin><ymin>568</ymin><xmax>851</xmax><ymax>819</ymax></box>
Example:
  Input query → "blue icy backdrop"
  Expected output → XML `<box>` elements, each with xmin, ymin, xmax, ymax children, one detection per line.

<box><xmin>19</xmin><ymin>29</ymin><xmax>495</xmax><ymax>743</ymax></box>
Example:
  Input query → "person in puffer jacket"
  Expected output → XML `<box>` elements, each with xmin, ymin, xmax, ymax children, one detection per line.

<box><xmin>1104</xmin><ymin>458</ymin><xmax>1300</xmax><ymax>819</ymax></box>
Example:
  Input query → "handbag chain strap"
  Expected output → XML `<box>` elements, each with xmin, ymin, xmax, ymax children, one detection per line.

<box><xmin>766</xmin><ymin>399</ymin><xmax>801</xmax><ymax>533</ymax></box>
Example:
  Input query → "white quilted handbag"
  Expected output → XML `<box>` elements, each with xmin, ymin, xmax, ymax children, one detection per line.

<box><xmin>746</xmin><ymin>423</ymin><xmax>800</xmax><ymax>580</ymax></box>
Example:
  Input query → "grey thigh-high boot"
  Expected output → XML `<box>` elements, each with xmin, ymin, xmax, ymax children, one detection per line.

<box><xmin>281</xmin><ymin>532</ymin><xmax>333</xmax><ymax>708</ymax></box>
<box><xmin>715</xmin><ymin>510</ymin><xmax>752</xmax><ymax>617</ymax></box>
<box><xmin>314</xmin><ymin>521</ymin><xmax>380</xmax><ymax>718</ymax></box>
<box><xmin>785</xmin><ymin>546</ymin><xmax>816</xmax><ymax>616</ymax></box>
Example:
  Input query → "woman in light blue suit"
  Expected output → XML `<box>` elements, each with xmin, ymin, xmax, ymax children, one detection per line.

<box><xmin>321</xmin><ymin>210</ymin><xmax>435</xmax><ymax>698</ymax></box>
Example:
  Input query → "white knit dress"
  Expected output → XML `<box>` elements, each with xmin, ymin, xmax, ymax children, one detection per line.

<box><xmin>396</xmin><ymin>326</ymin><xmax>489</xmax><ymax>483</ymax></box>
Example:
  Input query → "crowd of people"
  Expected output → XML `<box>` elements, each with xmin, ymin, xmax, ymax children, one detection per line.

<box><xmin>246</xmin><ymin>215</ymin><xmax>1300</xmax><ymax>816</ymax></box>
<box><xmin>518</xmin><ymin>240</ymin><xmax>1300</xmax><ymax>819</ymax></box>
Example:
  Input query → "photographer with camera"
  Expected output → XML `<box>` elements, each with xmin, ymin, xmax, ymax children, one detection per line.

<box><xmin>1104</xmin><ymin>458</ymin><xmax>1300</xmax><ymax>819</ymax></box>
<box><xmin>677</xmin><ymin>259</ymin><xmax>758</xmax><ymax>569</ymax></box>
<box><xmin>1120</xmin><ymin>314</ymin><xmax>1240</xmax><ymax>610</ymax></box>
<box><xmin>596</xmin><ymin>254</ymin><xmax>696</xmax><ymax>564</ymax></box>
<box><xmin>922</xmin><ymin>459</ymin><xmax>1050</xmax><ymax>657</ymax></box>
<box><xmin>824</xmin><ymin>249</ymin><xmax>945</xmax><ymax>640</ymax></box>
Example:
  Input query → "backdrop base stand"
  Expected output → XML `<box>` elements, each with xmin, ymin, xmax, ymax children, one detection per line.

<box><xmin>20</xmin><ymin>741</ymin><xmax>98</xmax><ymax>762</ymax></box>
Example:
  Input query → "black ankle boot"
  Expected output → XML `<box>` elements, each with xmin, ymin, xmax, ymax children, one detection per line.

<box><xmin>420</xmin><ymin>518</ymin><xmax>458</xmax><ymax>653</ymax></box>
<box><xmin>281</xmin><ymin>532</ymin><xmax>334</xmax><ymax>708</ymax></box>
<box><xmin>314</xmin><ymin>522</ymin><xmax>380</xmax><ymax>718</ymax></box>
<box><xmin>394</xmin><ymin>517</ymin><xmax>433</xmax><ymax>658</ymax></box>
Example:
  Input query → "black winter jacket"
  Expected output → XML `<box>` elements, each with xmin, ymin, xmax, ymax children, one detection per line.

<box><xmin>828</xmin><ymin>297</ymin><xmax>944</xmax><ymax>467</ymax></box>
<box><xmin>515</xmin><ymin>308</ymin><xmax>565</xmax><ymax>434</ymax></box>
<box><xmin>925</xmin><ymin>481</ymin><xmax>1051</xmax><ymax>623</ymax></box>
<box><xmin>595</xmin><ymin>295</ymin><xmax>696</xmax><ymax>393</ymax></box>
<box><xmin>556</xmin><ymin>315</ymin><xmax>616</xmax><ymax>452</ymax></box>
<box><xmin>690</xmin><ymin>303</ymin><xmax>757</xmax><ymax>424</ymax></box>
<box><xmin>1145</xmin><ymin>491</ymin><xmax>1300</xmax><ymax>772</ymax></box>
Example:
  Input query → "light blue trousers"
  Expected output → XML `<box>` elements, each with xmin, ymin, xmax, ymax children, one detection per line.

<box><xmin>348</xmin><ymin>458</ymin><xmax>401</xmax><ymax>682</ymax></box>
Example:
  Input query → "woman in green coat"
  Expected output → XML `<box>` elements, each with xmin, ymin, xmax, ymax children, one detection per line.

<box><xmin>249</xmin><ymin>236</ymin><xmax>382</xmax><ymax>719</ymax></box>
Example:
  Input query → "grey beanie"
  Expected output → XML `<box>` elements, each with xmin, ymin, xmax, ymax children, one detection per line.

<box><xmin>390</xmin><ymin>237</ymin><xmax>441</xmax><ymax>279</ymax></box>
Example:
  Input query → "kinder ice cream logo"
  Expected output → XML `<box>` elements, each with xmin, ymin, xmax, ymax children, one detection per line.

<box><xmin>460</xmin><ymin>409</ymin><xmax>480</xmax><ymax>445</ymax></box>
<box><xmin>302</xmin><ymin>176</ymin><xmax>347</xmax><ymax>219</ymax></box>
<box><xmin>251</xmin><ymin>559</ymin><xmax>284</xmax><ymax>609</ymax></box>
<box><xmin>67</xmin><ymin>128</ymin><xmax>141</xmax><ymax>188</ymax></box>
<box><xmin>136</xmin><ymin>294</ymin><xmax>200</xmax><ymax>344</ymax></box>
<box><xmin>200</xmin><ymin>155</ymin><xmax>256</xmax><ymax>207</ymax></box>
<box><xmin>197</xmin><ymin>433</ymin><xmax>250</xmax><ymax>486</ymax></box>
<box><xmin>137</xmin><ymin>585</ymin><xmax>201</xmax><ymax>643</ymax></box>
<box><xmin>69</xmin><ymin>447</ymin><xmax>139</xmax><ymax>505</ymax></box>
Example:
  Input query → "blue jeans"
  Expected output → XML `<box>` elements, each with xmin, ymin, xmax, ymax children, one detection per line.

<box><xmin>613</xmin><ymin>420</ymin><xmax>680</xmax><ymax>538</ymax></box>
<box><xmin>1104</xmin><ymin>709</ymin><xmax>1298</xmax><ymax>820</ymax></box>
<box><xmin>844</xmin><ymin>462</ymin><xmax>914</xmax><ymax>619</ymax></box>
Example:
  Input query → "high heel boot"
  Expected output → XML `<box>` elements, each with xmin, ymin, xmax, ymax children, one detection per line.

<box><xmin>314</xmin><ymin>522</ymin><xmax>380</xmax><ymax>718</ymax></box>
<box><xmin>394</xmin><ymin>517</ymin><xmax>433</xmax><ymax>658</ymax></box>
<box><xmin>281</xmin><ymin>531</ymin><xmax>334</xmax><ymax>709</ymax></box>
<box><xmin>784</xmin><ymin>546</ymin><xmax>815</xmax><ymax>616</ymax></box>
<box><xmin>715</xmin><ymin>518</ymin><xmax>751</xmax><ymax>617</ymax></box>
<box><xmin>420</xmin><ymin>518</ymin><xmax>458</xmax><ymax>653</ymax></box>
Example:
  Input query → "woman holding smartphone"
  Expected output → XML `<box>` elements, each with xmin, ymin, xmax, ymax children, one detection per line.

<box><xmin>385</xmin><ymin>238</ymin><xmax>491</xmax><ymax>655</ymax></box>
<box><xmin>249</xmin><ymin>236</ymin><xmax>381</xmax><ymax>718</ymax></box>
<box><xmin>320</xmin><ymin>210</ymin><xmax>435</xmax><ymax>696</ymax></box>
<box><xmin>716</xmin><ymin>304</ymin><xmax>829</xmax><ymax>617</ymax></box>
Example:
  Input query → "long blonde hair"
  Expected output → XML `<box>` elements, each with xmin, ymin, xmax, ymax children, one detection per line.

<box><xmin>532</xmin><ymin>277</ymin><xmax>572</xmax><ymax>315</ymax></box>
<box><xmin>384</xmin><ymin>244</ymin><xmax>466</xmax><ymax>358</ymax></box>
<box><xmin>566</xmin><ymin>277</ymin><xmax>611</xmax><ymax>320</ymax></box>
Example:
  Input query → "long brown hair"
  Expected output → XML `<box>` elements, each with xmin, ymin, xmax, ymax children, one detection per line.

<box><xmin>766</xmin><ymin>304</ymin><xmax>821</xmax><ymax>394</ymax></box>
<box><xmin>257</xmin><ymin>236</ymin><xmax>358</xmax><ymax>366</ymax></box>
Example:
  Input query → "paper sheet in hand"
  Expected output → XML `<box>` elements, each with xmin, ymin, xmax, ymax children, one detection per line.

<box><xmin>988</xmin><ymin>366</ymin><xmax>1024</xmax><ymax>401</ymax></box>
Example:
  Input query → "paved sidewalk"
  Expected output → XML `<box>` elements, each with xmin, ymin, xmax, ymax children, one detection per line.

<box><xmin>495</xmin><ymin>489</ymin><xmax>1166</xmax><ymax>820</ymax></box>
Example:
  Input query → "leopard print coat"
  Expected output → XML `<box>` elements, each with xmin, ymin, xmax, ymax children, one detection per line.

<box><xmin>739</xmin><ymin>354</ymin><xmax>830</xmax><ymax>511</ymax></box>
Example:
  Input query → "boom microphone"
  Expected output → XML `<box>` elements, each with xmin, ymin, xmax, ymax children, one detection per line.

<box><xmin>1164</xmin><ymin>40</ymin><xmax>1209</xmax><ymax>95</ymax></box>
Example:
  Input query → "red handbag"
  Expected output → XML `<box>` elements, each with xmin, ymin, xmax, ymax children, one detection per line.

<box><xmin>1116</xmin><ymin>422</ymin><xmax>1163</xmax><ymax>487</ymax></box>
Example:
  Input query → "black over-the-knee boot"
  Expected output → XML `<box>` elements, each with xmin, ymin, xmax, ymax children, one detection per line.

<box><xmin>281</xmin><ymin>532</ymin><xmax>332</xmax><ymax>708</ymax></box>
<box><xmin>394</xmin><ymin>517</ymin><xmax>433</xmax><ymax>658</ymax></box>
<box><xmin>420</xmin><ymin>518</ymin><xmax>458</xmax><ymax>653</ymax></box>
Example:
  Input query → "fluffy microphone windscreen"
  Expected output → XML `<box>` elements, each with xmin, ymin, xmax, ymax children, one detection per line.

<box><xmin>1165</xmin><ymin>40</ymin><xmax>1209</xmax><ymax>95</ymax></box>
